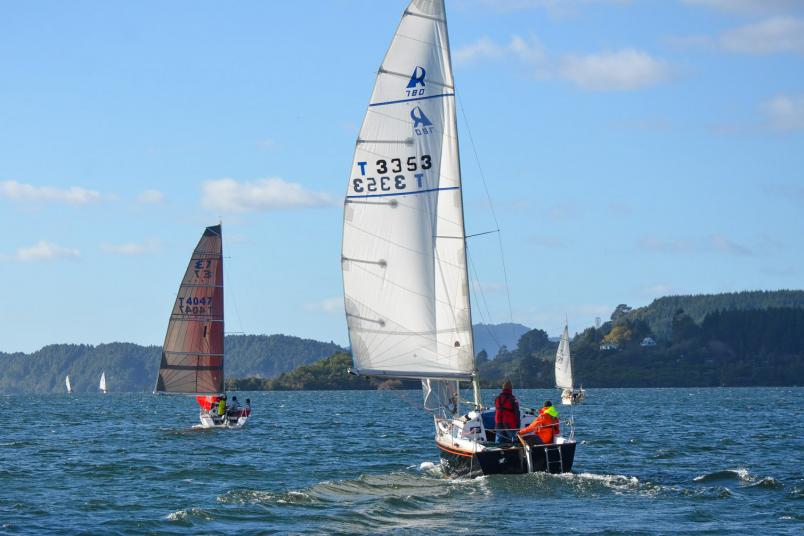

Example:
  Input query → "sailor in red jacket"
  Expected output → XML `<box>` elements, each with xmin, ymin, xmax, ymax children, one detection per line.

<box><xmin>519</xmin><ymin>400</ymin><xmax>560</xmax><ymax>444</ymax></box>
<box><xmin>494</xmin><ymin>379</ymin><xmax>521</xmax><ymax>442</ymax></box>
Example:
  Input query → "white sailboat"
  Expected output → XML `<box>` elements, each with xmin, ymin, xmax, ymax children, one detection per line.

<box><xmin>99</xmin><ymin>372</ymin><xmax>108</xmax><ymax>394</ymax></box>
<box><xmin>556</xmin><ymin>323</ymin><xmax>584</xmax><ymax>405</ymax></box>
<box><xmin>342</xmin><ymin>0</ymin><xmax>576</xmax><ymax>476</ymax></box>
<box><xmin>65</xmin><ymin>375</ymin><xmax>72</xmax><ymax>394</ymax></box>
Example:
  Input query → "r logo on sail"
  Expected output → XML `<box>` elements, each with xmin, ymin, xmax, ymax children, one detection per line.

<box><xmin>411</xmin><ymin>106</ymin><xmax>433</xmax><ymax>135</ymax></box>
<box><xmin>406</xmin><ymin>66</ymin><xmax>426</xmax><ymax>97</ymax></box>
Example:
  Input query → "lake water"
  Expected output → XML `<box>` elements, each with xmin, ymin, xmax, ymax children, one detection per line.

<box><xmin>0</xmin><ymin>388</ymin><xmax>801</xmax><ymax>534</ymax></box>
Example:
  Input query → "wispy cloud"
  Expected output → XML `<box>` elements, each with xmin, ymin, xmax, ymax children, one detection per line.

<box><xmin>558</xmin><ymin>49</ymin><xmax>672</xmax><ymax>91</ymax></box>
<box><xmin>454</xmin><ymin>35</ymin><xmax>545</xmax><ymax>65</ymax></box>
<box><xmin>674</xmin><ymin>16</ymin><xmax>804</xmax><ymax>55</ymax></box>
<box><xmin>709</xmin><ymin>234</ymin><xmax>753</xmax><ymax>256</ymax></box>
<box><xmin>456</xmin><ymin>35</ymin><xmax>672</xmax><ymax>91</ymax></box>
<box><xmin>2</xmin><ymin>241</ymin><xmax>80</xmax><ymax>262</ymax></box>
<box><xmin>100</xmin><ymin>239</ymin><xmax>160</xmax><ymax>256</ymax></box>
<box><xmin>136</xmin><ymin>189</ymin><xmax>165</xmax><ymax>204</ymax></box>
<box><xmin>681</xmin><ymin>0</ymin><xmax>804</xmax><ymax>15</ymax></box>
<box><xmin>762</xmin><ymin>93</ymin><xmax>804</xmax><ymax>130</ymax></box>
<box><xmin>720</xmin><ymin>16</ymin><xmax>804</xmax><ymax>54</ymax></box>
<box><xmin>472</xmin><ymin>0</ymin><xmax>633</xmax><ymax>17</ymax></box>
<box><xmin>638</xmin><ymin>234</ymin><xmax>756</xmax><ymax>257</ymax></box>
<box><xmin>201</xmin><ymin>177</ymin><xmax>335</xmax><ymax>213</ymax></box>
<box><xmin>302</xmin><ymin>297</ymin><xmax>342</xmax><ymax>314</ymax></box>
<box><xmin>0</xmin><ymin>180</ymin><xmax>101</xmax><ymax>205</ymax></box>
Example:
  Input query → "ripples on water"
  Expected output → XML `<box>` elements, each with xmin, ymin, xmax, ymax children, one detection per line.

<box><xmin>0</xmin><ymin>388</ymin><xmax>801</xmax><ymax>534</ymax></box>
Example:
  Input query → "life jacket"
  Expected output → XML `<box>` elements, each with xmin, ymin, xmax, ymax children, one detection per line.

<box><xmin>536</xmin><ymin>406</ymin><xmax>560</xmax><ymax>443</ymax></box>
<box><xmin>520</xmin><ymin>406</ymin><xmax>560</xmax><ymax>443</ymax></box>
<box><xmin>494</xmin><ymin>389</ymin><xmax>521</xmax><ymax>429</ymax></box>
<box><xmin>217</xmin><ymin>399</ymin><xmax>226</xmax><ymax>416</ymax></box>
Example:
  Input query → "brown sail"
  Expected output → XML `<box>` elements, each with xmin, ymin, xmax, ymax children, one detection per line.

<box><xmin>155</xmin><ymin>225</ymin><xmax>224</xmax><ymax>394</ymax></box>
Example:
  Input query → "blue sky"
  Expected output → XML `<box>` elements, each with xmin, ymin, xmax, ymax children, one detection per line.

<box><xmin>1</xmin><ymin>0</ymin><xmax>802</xmax><ymax>353</ymax></box>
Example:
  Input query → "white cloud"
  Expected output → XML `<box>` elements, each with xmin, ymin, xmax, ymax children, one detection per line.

<box><xmin>100</xmin><ymin>239</ymin><xmax>160</xmax><ymax>256</ymax></box>
<box><xmin>200</xmin><ymin>177</ymin><xmax>335</xmax><ymax>213</ymax></box>
<box><xmin>762</xmin><ymin>93</ymin><xmax>804</xmax><ymax>130</ymax></box>
<box><xmin>0</xmin><ymin>180</ymin><xmax>101</xmax><ymax>205</ymax></box>
<box><xmin>681</xmin><ymin>0</ymin><xmax>803</xmax><ymax>15</ymax></box>
<box><xmin>136</xmin><ymin>189</ymin><xmax>165</xmax><ymax>204</ymax></box>
<box><xmin>558</xmin><ymin>49</ymin><xmax>672</xmax><ymax>91</ymax></box>
<box><xmin>302</xmin><ymin>297</ymin><xmax>342</xmax><ymax>314</ymax></box>
<box><xmin>256</xmin><ymin>138</ymin><xmax>276</xmax><ymax>150</ymax></box>
<box><xmin>454</xmin><ymin>35</ymin><xmax>544</xmax><ymax>65</ymax></box>
<box><xmin>719</xmin><ymin>16</ymin><xmax>804</xmax><ymax>54</ymax></box>
<box><xmin>3</xmin><ymin>241</ymin><xmax>80</xmax><ymax>262</ymax></box>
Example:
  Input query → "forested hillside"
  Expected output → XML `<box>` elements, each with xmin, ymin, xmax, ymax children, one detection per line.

<box><xmin>479</xmin><ymin>307</ymin><xmax>804</xmax><ymax>388</ymax></box>
<box><xmin>0</xmin><ymin>335</ymin><xmax>344</xmax><ymax>393</ymax></box>
<box><xmin>622</xmin><ymin>290</ymin><xmax>804</xmax><ymax>340</ymax></box>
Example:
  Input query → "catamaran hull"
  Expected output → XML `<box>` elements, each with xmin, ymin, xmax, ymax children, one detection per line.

<box><xmin>437</xmin><ymin>441</ymin><xmax>576</xmax><ymax>477</ymax></box>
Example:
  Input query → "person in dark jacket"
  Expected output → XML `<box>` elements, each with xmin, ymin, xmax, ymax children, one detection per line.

<box><xmin>494</xmin><ymin>379</ymin><xmax>520</xmax><ymax>443</ymax></box>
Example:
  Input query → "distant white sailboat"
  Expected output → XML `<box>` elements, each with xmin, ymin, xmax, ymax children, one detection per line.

<box><xmin>65</xmin><ymin>375</ymin><xmax>72</xmax><ymax>394</ymax></box>
<box><xmin>99</xmin><ymin>372</ymin><xmax>108</xmax><ymax>394</ymax></box>
<box><xmin>556</xmin><ymin>322</ymin><xmax>584</xmax><ymax>405</ymax></box>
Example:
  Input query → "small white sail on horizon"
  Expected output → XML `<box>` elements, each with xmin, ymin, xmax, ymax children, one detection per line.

<box><xmin>65</xmin><ymin>375</ymin><xmax>72</xmax><ymax>394</ymax></box>
<box><xmin>556</xmin><ymin>322</ymin><xmax>584</xmax><ymax>404</ymax></box>
<box><xmin>99</xmin><ymin>372</ymin><xmax>107</xmax><ymax>394</ymax></box>
<box><xmin>555</xmin><ymin>323</ymin><xmax>573</xmax><ymax>391</ymax></box>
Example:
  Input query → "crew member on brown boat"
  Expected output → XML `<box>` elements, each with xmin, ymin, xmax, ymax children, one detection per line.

<box><xmin>518</xmin><ymin>400</ymin><xmax>560</xmax><ymax>444</ymax></box>
<box><xmin>494</xmin><ymin>379</ymin><xmax>520</xmax><ymax>443</ymax></box>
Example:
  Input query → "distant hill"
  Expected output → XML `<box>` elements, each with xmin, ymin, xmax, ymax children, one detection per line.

<box><xmin>472</xmin><ymin>323</ymin><xmax>530</xmax><ymax>358</ymax></box>
<box><xmin>0</xmin><ymin>334</ymin><xmax>345</xmax><ymax>394</ymax></box>
<box><xmin>478</xmin><ymin>305</ymin><xmax>804</xmax><ymax>388</ymax></box>
<box><xmin>624</xmin><ymin>290</ymin><xmax>804</xmax><ymax>340</ymax></box>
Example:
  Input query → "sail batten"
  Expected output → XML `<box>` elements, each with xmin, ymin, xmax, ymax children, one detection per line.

<box><xmin>155</xmin><ymin>225</ymin><xmax>225</xmax><ymax>395</ymax></box>
<box><xmin>342</xmin><ymin>0</ymin><xmax>474</xmax><ymax>380</ymax></box>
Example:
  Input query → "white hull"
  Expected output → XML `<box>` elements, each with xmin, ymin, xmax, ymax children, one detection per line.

<box><xmin>197</xmin><ymin>411</ymin><xmax>249</xmax><ymax>429</ymax></box>
<box><xmin>561</xmin><ymin>388</ymin><xmax>585</xmax><ymax>405</ymax></box>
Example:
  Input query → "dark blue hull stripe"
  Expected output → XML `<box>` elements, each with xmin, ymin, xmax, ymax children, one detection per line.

<box><xmin>369</xmin><ymin>93</ymin><xmax>455</xmax><ymax>108</ymax></box>
<box><xmin>347</xmin><ymin>186</ymin><xmax>459</xmax><ymax>199</ymax></box>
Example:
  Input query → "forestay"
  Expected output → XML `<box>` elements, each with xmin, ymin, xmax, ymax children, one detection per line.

<box><xmin>342</xmin><ymin>0</ymin><xmax>474</xmax><ymax>380</ymax></box>
<box><xmin>155</xmin><ymin>225</ymin><xmax>224</xmax><ymax>394</ymax></box>
<box><xmin>555</xmin><ymin>324</ymin><xmax>573</xmax><ymax>390</ymax></box>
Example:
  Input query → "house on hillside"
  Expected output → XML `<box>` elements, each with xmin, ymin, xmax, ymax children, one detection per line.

<box><xmin>640</xmin><ymin>337</ymin><xmax>657</xmax><ymax>347</ymax></box>
<box><xmin>599</xmin><ymin>343</ymin><xmax>619</xmax><ymax>351</ymax></box>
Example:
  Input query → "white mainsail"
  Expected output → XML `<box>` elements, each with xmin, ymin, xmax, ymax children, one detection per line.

<box><xmin>342</xmin><ymin>0</ymin><xmax>474</xmax><ymax>381</ymax></box>
<box><xmin>555</xmin><ymin>323</ymin><xmax>573</xmax><ymax>390</ymax></box>
<box><xmin>99</xmin><ymin>372</ymin><xmax>107</xmax><ymax>394</ymax></box>
<box><xmin>65</xmin><ymin>375</ymin><xmax>72</xmax><ymax>394</ymax></box>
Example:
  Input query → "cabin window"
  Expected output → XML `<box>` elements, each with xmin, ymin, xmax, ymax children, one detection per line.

<box><xmin>203</xmin><ymin>325</ymin><xmax>208</xmax><ymax>338</ymax></box>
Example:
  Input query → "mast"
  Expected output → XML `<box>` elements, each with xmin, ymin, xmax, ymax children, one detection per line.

<box><xmin>441</xmin><ymin>0</ymin><xmax>480</xmax><ymax>410</ymax></box>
